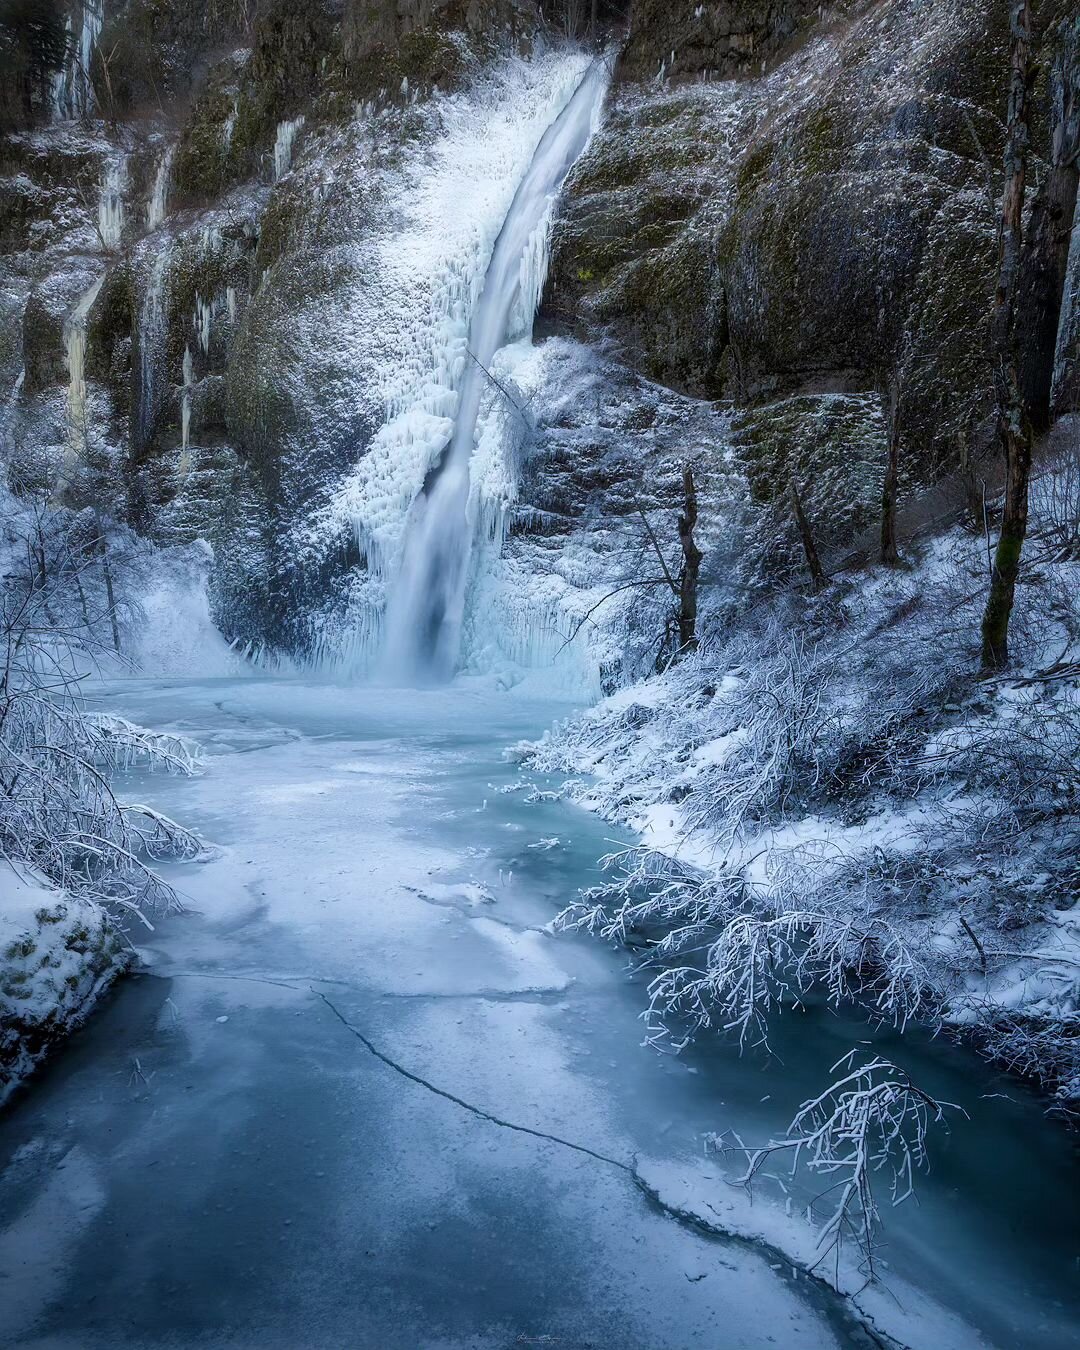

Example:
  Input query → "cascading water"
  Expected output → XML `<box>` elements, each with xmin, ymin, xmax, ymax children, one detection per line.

<box><xmin>381</xmin><ymin>60</ymin><xmax>609</xmax><ymax>684</ymax></box>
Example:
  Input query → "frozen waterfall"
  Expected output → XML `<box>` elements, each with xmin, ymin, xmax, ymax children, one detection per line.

<box><xmin>381</xmin><ymin>60</ymin><xmax>608</xmax><ymax>684</ymax></box>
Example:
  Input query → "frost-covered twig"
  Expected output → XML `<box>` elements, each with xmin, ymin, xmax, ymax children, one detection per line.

<box><xmin>717</xmin><ymin>1052</ymin><xmax>962</xmax><ymax>1282</ymax></box>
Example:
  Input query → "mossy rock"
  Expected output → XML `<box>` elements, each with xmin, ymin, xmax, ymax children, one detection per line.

<box><xmin>86</xmin><ymin>260</ymin><xmax>136</xmax><ymax>392</ymax></box>
<box><xmin>172</xmin><ymin>61</ymin><xmax>246</xmax><ymax>205</ymax></box>
<box><xmin>732</xmin><ymin>392</ymin><xmax>887</xmax><ymax>549</ymax></box>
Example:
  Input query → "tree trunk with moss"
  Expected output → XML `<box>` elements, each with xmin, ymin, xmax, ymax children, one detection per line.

<box><xmin>791</xmin><ymin>481</ymin><xmax>826</xmax><ymax>590</ymax></box>
<box><xmin>981</xmin><ymin>0</ymin><xmax>1034</xmax><ymax>672</ymax></box>
<box><xmin>880</xmin><ymin>377</ymin><xmax>901</xmax><ymax>565</ymax></box>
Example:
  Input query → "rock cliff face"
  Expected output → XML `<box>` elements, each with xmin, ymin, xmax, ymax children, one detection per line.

<box><xmin>549</xmin><ymin>0</ymin><xmax>1077</xmax><ymax>490</ymax></box>
<box><xmin>0</xmin><ymin>0</ymin><xmax>1077</xmax><ymax>668</ymax></box>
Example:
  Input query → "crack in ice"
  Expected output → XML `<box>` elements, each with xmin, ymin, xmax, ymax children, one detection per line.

<box><xmin>315</xmin><ymin>989</ymin><xmax>905</xmax><ymax>1350</ymax></box>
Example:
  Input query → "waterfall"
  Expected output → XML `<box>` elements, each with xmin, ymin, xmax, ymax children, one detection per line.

<box><xmin>146</xmin><ymin>148</ymin><xmax>174</xmax><ymax>231</ymax></box>
<box><xmin>98</xmin><ymin>160</ymin><xmax>125</xmax><ymax>250</ymax></box>
<box><xmin>273</xmin><ymin>118</ymin><xmax>306</xmax><ymax>180</ymax></box>
<box><xmin>52</xmin><ymin>1</ymin><xmax>103</xmax><ymax>121</ymax></box>
<box><xmin>380</xmin><ymin>61</ymin><xmax>608</xmax><ymax>684</ymax></box>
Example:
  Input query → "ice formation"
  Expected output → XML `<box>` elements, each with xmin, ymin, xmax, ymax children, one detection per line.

<box><xmin>97</xmin><ymin>160</ymin><xmax>125</xmax><ymax>250</ymax></box>
<box><xmin>51</xmin><ymin>1</ymin><xmax>102</xmax><ymax>121</ymax></box>
<box><xmin>60</xmin><ymin>275</ymin><xmax>105</xmax><ymax>490</ymax></box>
<box><xmin>146</xmin><ymin>147</ymin><xmax>174</xmax><ymax>231</ymax></box>
<box><xmin>180</xmin><ymin>346</ymin><xmax>194</xmax><ymax>464</ymax></box>
<box><xmin>273</xmin><ymin>118</ymin><xmax>306</xmax><ymax>180</ymax></box>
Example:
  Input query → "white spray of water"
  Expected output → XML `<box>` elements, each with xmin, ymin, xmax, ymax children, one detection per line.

<box><xmin>97</xmin><ymin>160</ymin><xmax>125</xmax><ymax>250</ymax></box>
<box><xmin>146</xmin><ymin>147</ymin><xmax>174</xmax><ymax>231</ymax></box>
<box><xmin>273</xmin><ymin>117</ymin><xmax>306</xmax><ymax>180</ymax></box>
<box><xmin>380</xmin><ymin>61</ymin><xmax>609</xmax><ymax>683</ymax></box>
<box><xmin>52</xmin><ymin>1</ymin><xmax>102</xmax><ymax>121</ymax></box>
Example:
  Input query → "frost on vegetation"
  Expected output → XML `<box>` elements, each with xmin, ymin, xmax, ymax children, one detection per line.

<box><xmin>0</xmin><ymin>493</ymin><xmax>206</xmax><ymax>1093</ymax></box>
<box><xmin>526</xmin><ymin>454</ymin><xmax>1080</xmax><ymax>1116</ymax></box>
<box><xmin>717</xmin><ymin>1052</ymin><xmax>963</xmax><ymax>1282</ymax></box>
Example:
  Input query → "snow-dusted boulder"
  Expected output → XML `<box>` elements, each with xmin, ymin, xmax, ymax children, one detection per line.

<box><xmin>0</xmin><ymin>868</ymin><xmax>128</xmax><ymax>1105</ymax></box>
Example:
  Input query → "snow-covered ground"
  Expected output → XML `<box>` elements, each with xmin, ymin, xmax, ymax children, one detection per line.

<box><xmin>0</xmin><ymin>678</ymin><xmax>1077</xmax><ymax>1349</ymax></box>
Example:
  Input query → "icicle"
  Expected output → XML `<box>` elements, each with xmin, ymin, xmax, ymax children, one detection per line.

<box><xmin>97</xmin><ymin>160</ymin><xmax>125</xmax><ymax>250</ymax></box>
<box><xmin>180</xmin><ymin>345</ymin><xmax>194</xmax><ymax>473</ymax></box>
<box><xmin>146</xmin><ymin>147</ymin><xmax>174</xmax><ymax>231</ymax></box>
<box><xmin>273</xmin><ymin>117</ymin><xmax>305</xmax><ymax>180</ymax></box>
<box><xmin>59</xmin><ymin>275</ymin><xmax>105</xmax><ymax>492</ymax></box>
<box><xmin>51</xmin><ymin>1</ymin><xmax>103</xmax><ymax>121</ymax></box>
<box><xmin>194</xmin><ymin>295</ymin><xmax>212</xmax><ymax>355</ymax></box>
<box><xmin>223</xmin><ymin>101</ymin><xmax>238</xmax><ymax>149</ymax></box>
<box><xmin>226</xmin><ymin>286</ymin><xmax>238</xmax><ymax>323</ymax></box>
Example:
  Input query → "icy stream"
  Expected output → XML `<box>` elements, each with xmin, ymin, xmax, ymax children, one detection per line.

<box><xmin>0</xmin><ymin>681</ymin><xmax>1077</xmax><ymax>1349</ymax></box>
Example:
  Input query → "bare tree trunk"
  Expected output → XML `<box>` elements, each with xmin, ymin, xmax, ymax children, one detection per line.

<box><xmin>1016</xmin><ymin>18</ymin><xmax>1080</xmax><ymax>433</ymax></box>
<box><xmin>95</xmin><ymin>508</ymin><xmax>121</xmax><ymax>654</ymax></box>
<box><xmin>958</xmin><ymin>428</ymin><xmax>983</xmax><ymax>526</ymax></box>
<box><xmin>791</xmin><ymin>481</ymin><xmax>826</xmax><ymax>590</ymax></box>
<box><xmin>981</xmin><ymin>0</ymin><xmax>1034</xmax><ymax>672</ymax></box>
<box><xmin>677</xmin><ymin>465</ymin><xmax>702</xmax><ymax>654</ymax></box>
<box><xmin>880</xmin><ymin>377</ymin><xmax>901</xmax><ymax>565</ymax></box>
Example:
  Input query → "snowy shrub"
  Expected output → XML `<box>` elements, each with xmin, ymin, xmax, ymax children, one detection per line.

<box><xmin>0</xmin><ymin>501</ymin><xmax>202</xmax><ymax>929</ymax></box>
<box><xmin>529</xmin><ymin>458</ymin><xmax>1080</xmax><ymax>1117</ymax></box>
